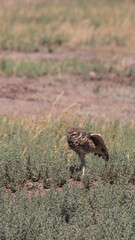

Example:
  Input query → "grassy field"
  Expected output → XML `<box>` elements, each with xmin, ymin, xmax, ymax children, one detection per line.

<box><xmin>0</xmin><ymin>116</ymin><xmax>135</xmax><ymax>239</ymax></box>
<box><xmin>0</xmin><ymin>0</ymin><xmax>135</xmax><ymax>239</ymax></box>
<box><xmin>0</xmin><ymin>0</ymin><xmax>135</xmax><ymax>51</ymax></box>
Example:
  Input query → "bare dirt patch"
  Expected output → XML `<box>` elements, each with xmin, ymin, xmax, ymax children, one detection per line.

<box><xmin>1</xmin><ymin>46</ymin><xmax>135</xmax><ymax>65</ymax></box>
<box><xmin>4</xmin><ymin>178</ymin><xmax>98</xmax><ymax>198</ymax></box>
<box><xmin>0</xmin><ymin>48</ymin><xmax>135</xmax><ymax>123</ymax></box>
<box><xmin>0</xmin><ymin>74</ymin><xmax>134</xmax><ymax>122</ymax></box>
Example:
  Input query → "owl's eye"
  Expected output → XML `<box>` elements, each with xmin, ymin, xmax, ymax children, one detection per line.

<box><xmin>72</xmin><ymin>133</ymin><xmax>77</xmax><ymax>136</ymax></box>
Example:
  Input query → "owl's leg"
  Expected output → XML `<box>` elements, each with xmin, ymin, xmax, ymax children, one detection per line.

<box><xmin>79</xmin><ymin>155</ymin><xmax>86</xmax><ymax>176</ymax></box>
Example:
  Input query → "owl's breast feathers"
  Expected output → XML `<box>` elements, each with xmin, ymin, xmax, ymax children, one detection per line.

<box><xmin>67</xmin><ymin>127</ymin><xmax>96</xmax><ymax>155</ymax></box>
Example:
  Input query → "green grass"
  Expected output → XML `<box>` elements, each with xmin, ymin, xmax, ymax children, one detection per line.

<box><xmin>0</xmin><ymin>116</ymin><xmax>134</xmax><ymax>239</ymax></box>
<box><xmin>0</xmin><ymin>0</ymin><xmax>135</xmax><ymax>51</ymax></box>
<box><xmin>0</xmin><ymin>57</ymin><xmax>106</xmax><ymax>78</ymax></box>
<box><xmin>0</xmin><ymin>57</ymin><xmax>135</xmax><ymax>82</ymax></box>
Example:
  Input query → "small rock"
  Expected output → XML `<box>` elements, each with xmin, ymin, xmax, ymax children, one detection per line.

<box><xmin>89</xmin><ymin>71</ymin><xmax>96</xmax><ymax>79</ymax></box>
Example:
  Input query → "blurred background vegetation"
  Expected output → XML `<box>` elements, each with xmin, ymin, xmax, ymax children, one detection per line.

<box><xmin>0</xmin><ymin>0</ymin><xmax>135</xmax><ymax>51</ymax></box>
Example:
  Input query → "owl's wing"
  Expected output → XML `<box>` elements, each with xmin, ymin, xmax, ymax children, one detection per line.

<box><xmin>89</xmin><ymin>133</ymin><xmax>108</xmax><ymax>152</ymax></box>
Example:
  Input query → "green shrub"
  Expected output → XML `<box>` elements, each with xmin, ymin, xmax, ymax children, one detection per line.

<box><xmin>0</xmin><ymin>116</ymin><xmax>134</xmax><ymax>239</ymax></box>
<box><xmin>0</xmin><ymin>184</ymin><xmax>134</xmax><ymax>239</ymax></box>
<box><xmin>0</xmin><ymin>116</ymin><xmax>134</xmax><ymax>191</ymax></box>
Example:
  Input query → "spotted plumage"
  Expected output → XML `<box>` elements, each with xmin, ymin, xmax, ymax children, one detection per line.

<box><xmin>67</xmin><ymin>127</ymin><xmax>109</xmax><ymax>176</ymax></box>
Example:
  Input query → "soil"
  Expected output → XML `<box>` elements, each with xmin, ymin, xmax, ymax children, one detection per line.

<box><xmin>0</xmin><ymin>48</ymin><xmax>135</xmax><ymax>123</ymax></box>
<box><xmin>4</xmin><ymin>179</ymin><xmax>98</xmax><ymax>197</ymax></box>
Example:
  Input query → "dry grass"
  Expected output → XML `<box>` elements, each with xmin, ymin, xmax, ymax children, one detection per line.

<box><xmin>0</xmin><ymin>0</ymin><xmax>135</xmax><ymax>51</ymax></box>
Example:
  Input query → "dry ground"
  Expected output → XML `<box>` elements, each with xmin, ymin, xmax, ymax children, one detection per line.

<box><xmin>0</xmin><ymin>47</ymin><xmax>135</xmax><ymax>123</ymax></box>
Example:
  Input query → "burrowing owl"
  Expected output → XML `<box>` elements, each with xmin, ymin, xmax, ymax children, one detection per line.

<box><xmin>67</xmin><ymin>127</ymin><xmax>109</xmax><ymax>176</ymax></box>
